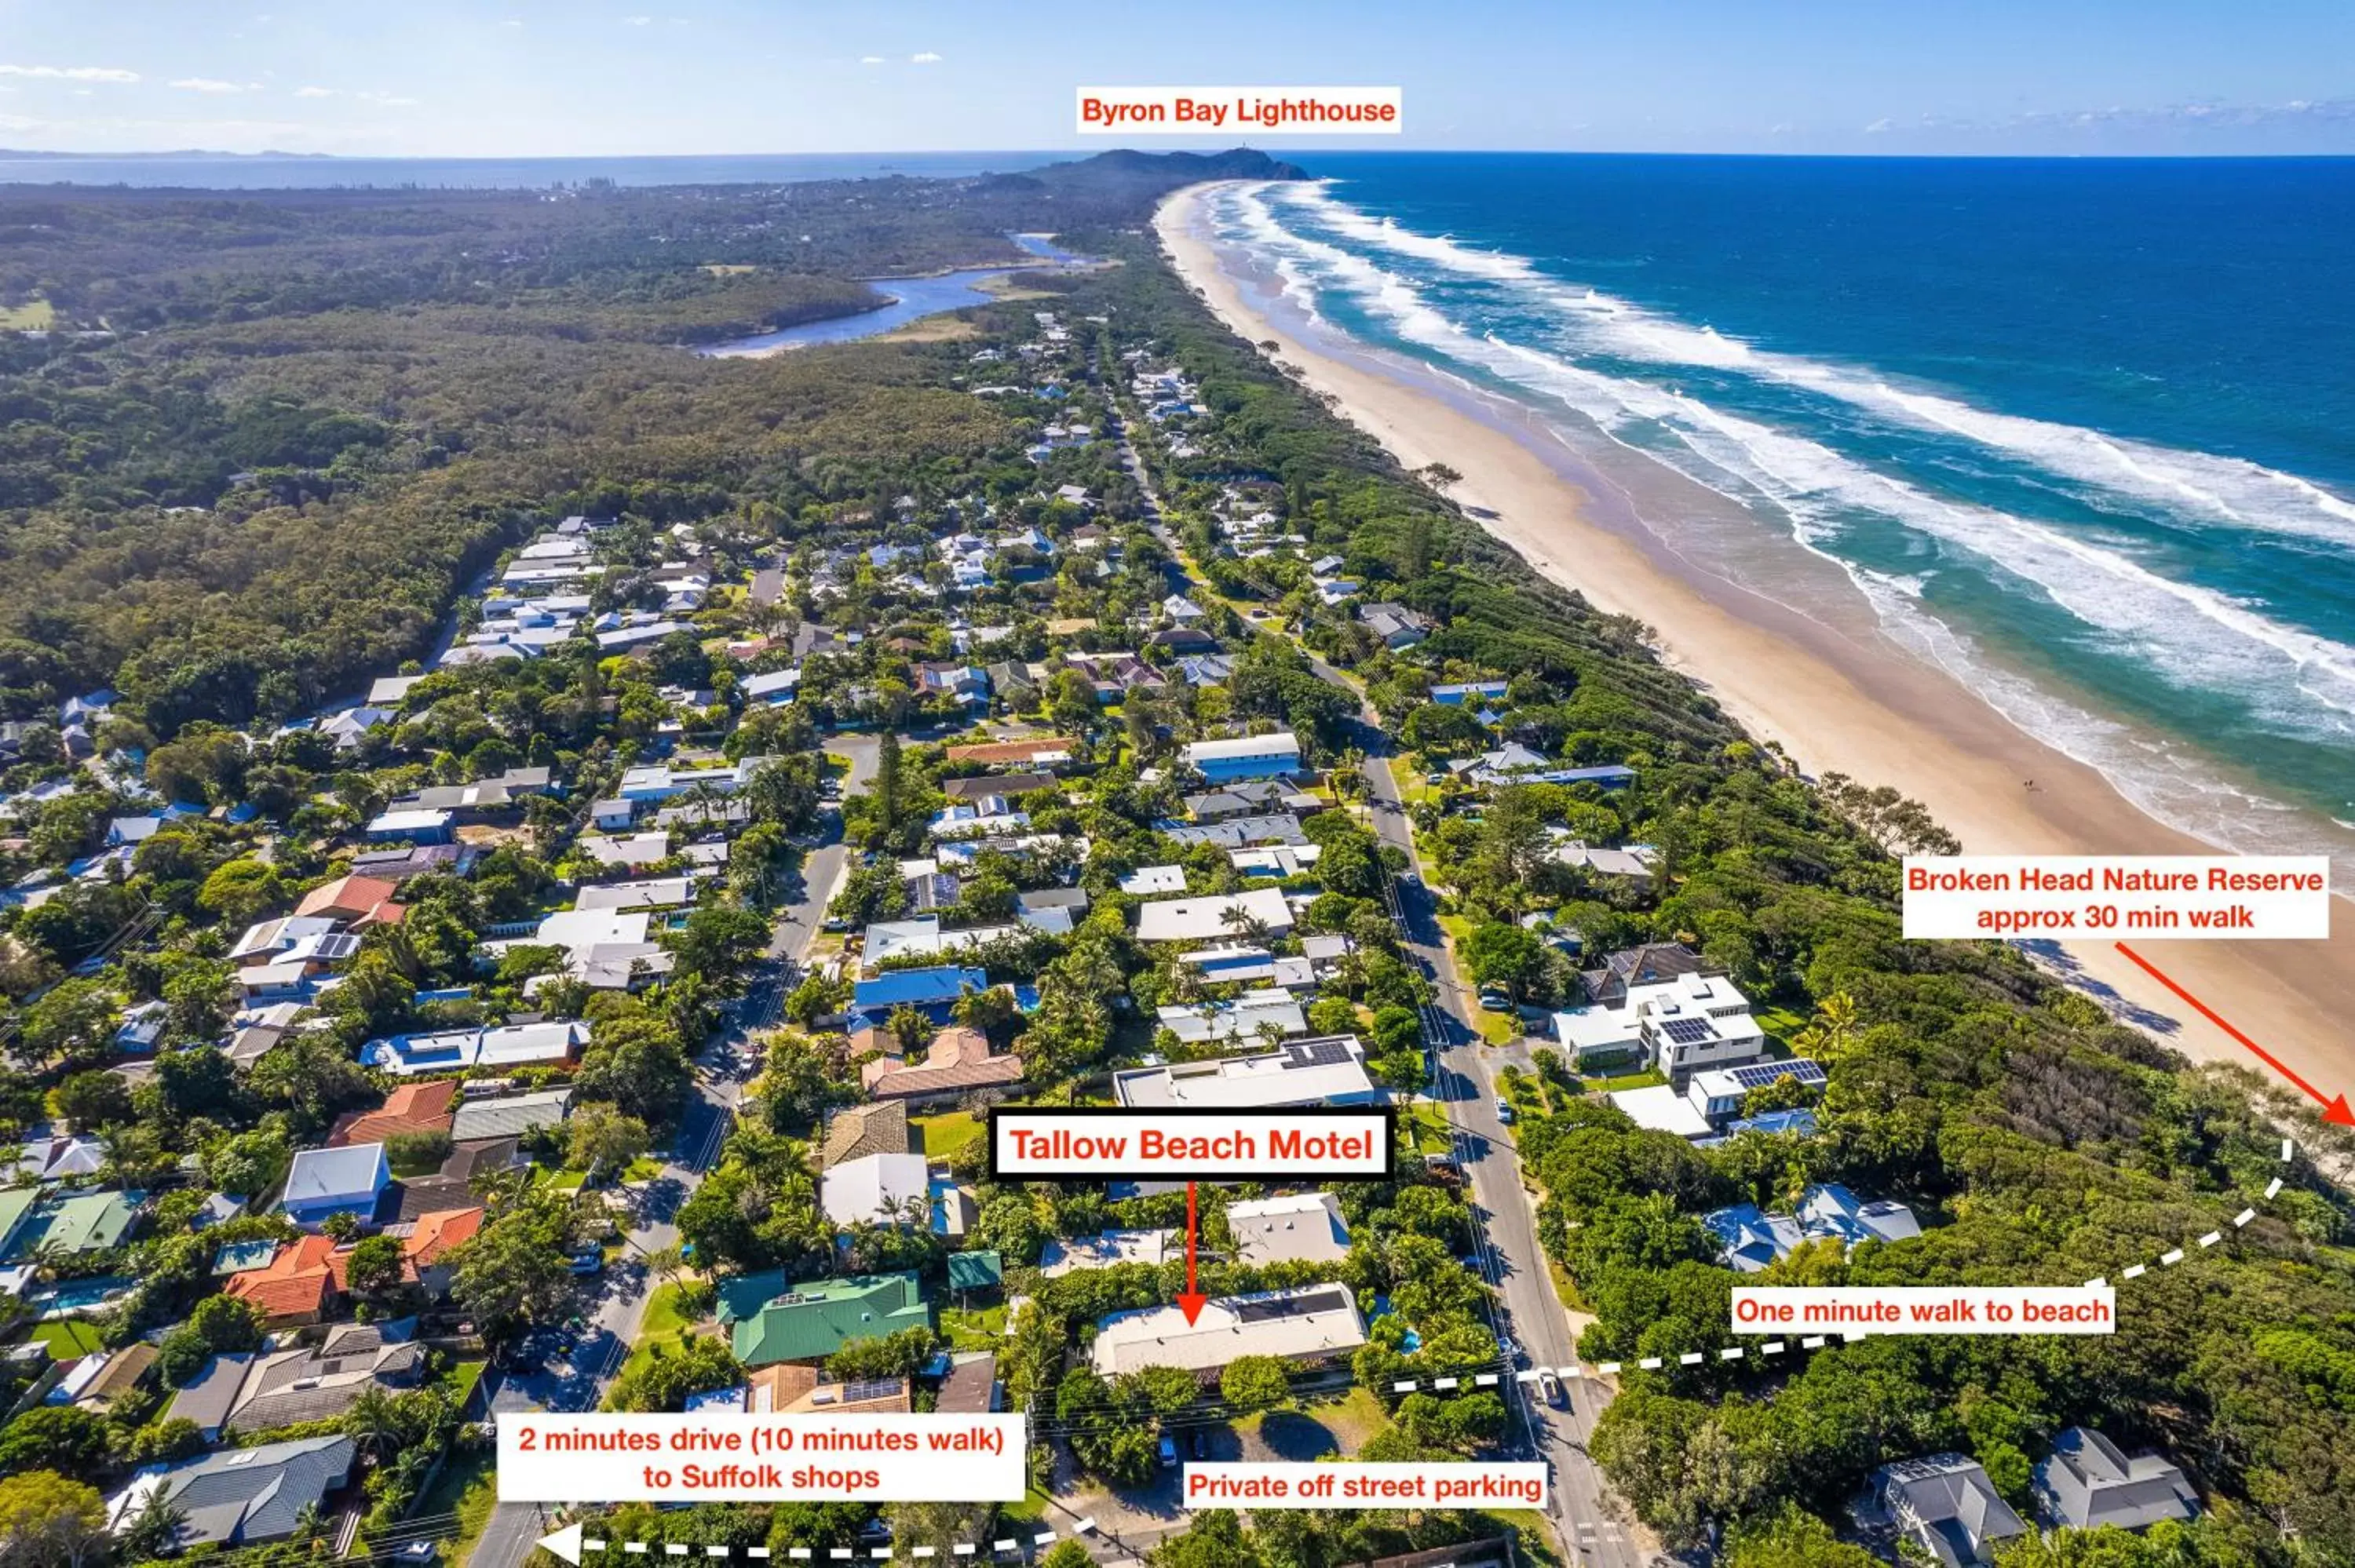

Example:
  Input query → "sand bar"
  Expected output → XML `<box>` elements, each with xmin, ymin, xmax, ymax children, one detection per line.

<box><xmin>1158</xmin><ymin>181</ymin><xmax>2355</xmax><ymax>1105</ymax></box>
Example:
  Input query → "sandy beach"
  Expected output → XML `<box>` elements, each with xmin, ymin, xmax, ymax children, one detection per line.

<box><xmin>1158</xmin><ymin>181</ymin><xmax>2355</xmax><ymax>1104</ymax></box>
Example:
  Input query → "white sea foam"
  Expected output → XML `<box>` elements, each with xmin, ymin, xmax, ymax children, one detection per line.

<box><xmin>1276</xmin><ymin>184</ymin><xmax>2355</xmax><ymax>555</ymax></box>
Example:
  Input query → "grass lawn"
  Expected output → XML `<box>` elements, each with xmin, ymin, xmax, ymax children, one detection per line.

<box><xmin>27</xmin><ymin>1321</ymin><xmax>105</xmax><ymax>1357</ymax></box>
<box><xmin>0</xmin><ymin>299</ymin><xmax>56</xmax><ymax>331</ymax></box>
<box><xmin>1405</xmin><ymin>1098</ymin><xmax>1455</xmax><ymax>1156</ymax></box>
<box><xmin>940</xmin><ymin>1305</ymin><xmax>1006</xmax><ymax>1350</ymax></box>
<box><xmin>1436</xmin><ymin>914</ymin><xmax>1518</xmax><ymax>1045</ymax></box>
<box><xmin>438</xmin><ymin>1357</ymin><xmax>489</xmax><ymax>1409</ymax></box>
<box><xmin>1583</xmin><ymin>1066</ymin><xmax>1666</xmax><ymax>1092</ymax></box>
<box><xmin>912</xmin><ymin>1111</ymin><xmax>984</xmax><ymax>1164</ymax></box>
<box><xmin>412</xmin><ymin>1449</ymin><xmax>498</xmax><ymax>1568</ymax></box>
<box><xmin>615</xmin><ymin>1282</ymin><xmax>707</xmax><ymax>1387</ymax></box>
<box><xmin>1756</xmin><ymin>1004</ymin><xmax>1808</xmax><ymax>1051</ymax></box>
<box><xmin>1000</xmin><ymin>1488</ymin><xmax>1050</xmax><ymax>1524</ymax></box>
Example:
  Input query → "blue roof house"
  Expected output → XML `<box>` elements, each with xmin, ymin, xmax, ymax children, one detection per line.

<box><xmin>851</xmin><ymin>966</ymin><xmax>988</xmax><ymax>1026</ymax></box>
<box><xmin>1430</xmin><ymin>681</ymin><xmax>1510</xmax><ymax>707</ymax></box>
<box><xmin>279</xmin><ymin>1144</ymin><xmax>390</xmax><ymax>1230</ymax></box>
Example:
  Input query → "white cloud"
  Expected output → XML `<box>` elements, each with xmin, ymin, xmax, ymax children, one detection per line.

<box><xmin>501</xmin><ymin>16</ymin><xmax>525</xmax><ymax>25</ymax></box>
<box><xmin>911</xmin><ymin>51</ymin><xmax>943</xmax><ymax>64</ymax></box>
<box><xmin>294</xmin><ymin>85</ymin><xmax>335</xmax><ymax>98</ymax></box>
<box><xmin>860</xmin><ymin>55</ymin><xmax>885</xmax><ymax>65</ymax></box>
<box><xmin>171</xmin><ymin>78</ymin><xmax>254</xmax><ymax>93</ymax></box>
<box><xmin>355</xmin><ymin>90</ymin><xmax>421</xmax><ymax>108</ymax></box>
<box><xmin>1864</xmin><ymin>117</ymin><xmax>1892</xmax><ymax>133</ymax></box>
<box><xmin>0</xmin><ymin>64</ymin><xmax>140</xmax><ymax>83</ymax></box>
<box><xmin>624</xmin><ymin>13</ymin><xmax>653</xmax><ymax>23</ymax></box>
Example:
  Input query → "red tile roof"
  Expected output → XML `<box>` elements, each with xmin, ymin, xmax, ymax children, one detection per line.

<box><xmin>223</xmin><ymin>1234</ymin><xmax>341</xmax><ymax>1324</ymax></box>
<box><xmin>328</xmin><ymin>1080</ymin><xmax>458</xmax><ymax>1147</ymax></box>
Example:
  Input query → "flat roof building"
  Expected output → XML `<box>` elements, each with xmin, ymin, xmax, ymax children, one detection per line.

<box><xmin>1112</xmin><ymin>1035</ymin><xmax>1382</xmax><ymax>1110</ymax></box>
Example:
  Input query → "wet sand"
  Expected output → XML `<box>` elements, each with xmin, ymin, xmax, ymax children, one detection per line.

<box><xmin>1158</xmin><ymin>181</ymin><xmax>2355</xmax><ymax>1106</ymax></box>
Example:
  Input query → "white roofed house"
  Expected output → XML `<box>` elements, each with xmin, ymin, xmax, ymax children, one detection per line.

<box><xmin>1113</xmin><ymin>1035</ymin><xmax>1383</xmax><ymax>1110</ymax></box>
<box><xmin>1132</xmin><ymin>886</ymin><xmax>1294</xmax><ymax>945</ymax></box>
<box><xmin>1181</xmin><ymin>731</ymin><xmax>1301</xmax><ymax>784</ymax></box>
<box><xmin>821</xmin><ymin>1153</ymin><xmax>932</xmax><ymax>1230</ymax></box>
<box><xmin>1226</xmin><ymin>1193</ymin><xmax>1352</xmax><ymax>1265</ymax></box>
<box><xmin>1090</xmin><ymin>1284</ymin><xmax>1367</xmax><ymax>1379</ymax></box>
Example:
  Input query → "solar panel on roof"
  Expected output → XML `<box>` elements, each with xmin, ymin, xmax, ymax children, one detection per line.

<box><xmin>1659</xmin><ymin>1016</ymin><xmax>1715</xmax><ymax>1045</ymax></box>
<box><xmin>1724</xmin><ymin>1059</ymin><xmax>1827</xmax><ymax>1090</ymax></box>
<box><xmin>842</xmin><ymin>1378</ymin><xmax>901</xmax><ymax>1403</ymax></box>
<box><xmin>1288</xmin><ymin>1037</ymin><xmax>1354</xmax><ymax>1067</ymax></box>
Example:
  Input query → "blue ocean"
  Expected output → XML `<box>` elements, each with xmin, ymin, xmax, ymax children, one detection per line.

<box><xmin>1207</xmin><ymin>154</ymin><xmax>2355</xmax><ymax>856</ymax></box>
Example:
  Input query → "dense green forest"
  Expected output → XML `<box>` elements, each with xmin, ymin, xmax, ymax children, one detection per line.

<box><xmin>0</xmin><ymin>148</ymin><xmax>1298</xmax><ymax>729</ymax></box>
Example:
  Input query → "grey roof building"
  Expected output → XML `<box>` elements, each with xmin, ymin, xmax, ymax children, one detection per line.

<box><xmin>2035</xmin><ymin>1428</ymin><xmax>2199</xmax><ymax>1533</ymax></box>
<box><xmin>451</xmin><ymin>1087</ymin><xmax>574</xmax><ymax>1143</ymax></box>
<box><xmin>108</xmin><ymin>1434</ymin><xmax>356</xmax><ymax>1548</ymax></box>
<box><xmin>1859</xmin><ymin>1455</ymin><xmax>2031</xmax><ymax>1568</ymax></box>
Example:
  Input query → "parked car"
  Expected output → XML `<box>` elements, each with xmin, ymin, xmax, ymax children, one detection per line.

<box><xmin>1158</xmin><ymin>1436</ymin><xmax>1179</xmax><ymax>1469</ymax></box>
<box><xmin>1495</xmin><ymin>1097</ymin><xmax>1515</xmax><ymax>1124</ymax></box>
<box><xmin>1538</xmin><ymin>1369</ymin><xmax>1567</xmax><ymax>1408</ymax></box>
<box><xmin>1478</xmin><ymin>989</ymin><xmax>1515</xmax><ymax>1012</ymax></box>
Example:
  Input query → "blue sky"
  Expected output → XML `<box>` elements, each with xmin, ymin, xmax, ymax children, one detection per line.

<box><xmin>2</xmin><ymin>0</ymin><xmax>2352</xmax><ymax>157</ymax></box>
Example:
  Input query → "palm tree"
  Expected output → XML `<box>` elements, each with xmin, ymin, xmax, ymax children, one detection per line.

<box><xmin>1791</xmin><ymin>992</ymin><xmax>1860</xmax><ymax>1062</ymax></box>
<box><xmin>343</xmin><ymin>1386</ymin><xmax>404</xmax><ymax>1464</ymax></box>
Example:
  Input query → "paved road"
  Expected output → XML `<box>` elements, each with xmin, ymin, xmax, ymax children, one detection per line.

<box><xmin>472</xmin><ymin>746</ymin><xmax>871</xmax><ymax>1568</ymax></box>
<box><xmin>1349</xmin><ymin>718</ymin><xmax>1651</xmax><ymax>1568</ymax></box>
<box><xmin>1107</xmin><ymin>379</ymin><xmax>1651</xmax><ymax>1568</ymax></box>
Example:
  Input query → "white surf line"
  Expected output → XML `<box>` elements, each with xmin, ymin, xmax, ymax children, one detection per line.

<box><xmin>1395</xmin><ymin>1140</ymin><xmax>2301</xmax><ymax>1394</ymax></box>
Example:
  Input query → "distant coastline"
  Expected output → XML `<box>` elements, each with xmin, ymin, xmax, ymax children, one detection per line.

<box><xmin>1157</xmin><ymin>177</ymin><xmax>2355</xmax><ymax>1103</ymax></box>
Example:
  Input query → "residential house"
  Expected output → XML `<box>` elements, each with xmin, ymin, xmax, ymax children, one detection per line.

<box><xmin>860</xmin><ymin>1026</ymin><xmax>1024</xmax><ymax>1106</ymax></box>
<box><xmin>327</xmin><ymin>1080</ymin><xmax>458</xmax><ymax>1147</ymax></box>
<box><xmin>360</xmin><ymin>1020</ymin><xmax>591</xmax><ymax>1076</ymax></box>
<box><xmin>279</xmin><ymin>1144</ymin><xmax>390</xmax><ymax>1229</ymax></box>
<box><xmin>1430</xmin><ymin>680</ymin><xmax>1511</xmax><ymax>706</ymax></box>
<box><xmin>1359</xmin><ymin>602</ymin><xmax>1433</xmax><ymax>650</ymax></box>
<box><xmin>178</xmin><ymin>1323</ymin><xmax>427</xmax><ymax>1435</ymax></box>
<box><xmin>221</xmin><ymin>1235</ymin><xmax>343</xmax><ymax>1328</ymax></box>
<box><xmin>1090</xmin><ymin>1284</ymin><xmax>1367</xmax><ymax>1378</ymax></box>
<box><xmin>720</xmin><ymin>1272</ymin><xmax>933</xmax><ymax>1369</ymax></box>
<box><xmin>821</xmin><ymin>1102</ymin><xmax>911</xmax><ymax>1167</ymax></box>
<box><xmin>1556</xmin><ymin>964</ymin><xmax>1765</xmax><ymax>1079</ymax></box>
<box><xmin>1857</xmin><ymin>1456</ymin><xmax>2030</xmax><ymax>1568</ymax></box>
<box><xmin>1112</xmin><ymin>1036</ymin><xmax>1383</xmax><ymax>1110</ymax></box>
<box><xmin>1133</xmin><ymin>886</ymin><xmax>1294</xmax><ymax>943</ymax></box>
<box><xmin>940</xmin><ymin>770</ymin><xmax>1057</xmax><ymax>803</ymax></box>
<box><xmin>1156</xmin><ymin>989</ymin><xmax>1307</xmax><ymax>1046</ymax></box>
<box><xmin>944</xmin><ymin>736</ymin><xmax>1078</xmax><ymax>770</ymax></box>
<box><xmin>1226</xmin><ymin>1193</ymin><xmax>1352</xmax><ymax>1265</ymax></box>
<box><xmin>1039</xmin><ymin>1231</ymin><xmax>1174</xmax><ymax>1278</ymax></box>
<box><xmin>1181</xmin><ymin>731</ymin><xmax>1301</xmax><ymax>783</ymax></box>
<box><xmin>822</xmin><ymin>1152</ymin><xmax>932</xmax><ymax>1229</ymax></box>
<box><xmin>1703</xmin><ymin>1183</ymin><xmax>1921</xmax><ymax>1273</ymax></box>
<box><xmin>294</xmin><ymin>873</ymin><xmax>407</xmax><ymax>928</ymax></box>
<box><xmin>7</xmin><ymin>1189</ymin><xmax>142</xmax><ymax>1260</ymax></box>
<box><xmin>450</xmin><ymin>1088</ymin><xmax>573</xmax><ymax>1145</ymax></box>
<box><xmin>2033</xmin><ymin>1428</ymin><xmax>2199</xmax><ymax>1533</ymax></box>
<box><xmin>849</xmin><ymin>966</ymin><xmax>989</xmax><ymax>1026</ymax></box>
<box><xmin>107</xmin><ymin>1435</ymin><xmax>357</xmax><ymax>1549</ymax></box>
<box><xmin>363</xmin><ymin>808</ymin><xmax>455</xmax><ymax>845</ymax></box>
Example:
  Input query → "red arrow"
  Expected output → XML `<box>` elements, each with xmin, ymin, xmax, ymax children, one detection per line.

<box><xmin>2116</xmin><ymin>941</ymin><xmax>2355</xmax><ymax>1126</ymax></box>
<box><xmin>1177</xmin><ymin>1181</ymin><xmax>1208</xmax><ymax>1325</ymax></box>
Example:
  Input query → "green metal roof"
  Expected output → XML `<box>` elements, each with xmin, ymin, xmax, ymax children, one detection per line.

<box><xmin>0</xmin><ymin>1189</ymin><xmax>38</xmax><ymax>1257</ymax></box>
<box><xmin>728</xmin><ymin>1272</ymin><xmax>931</xmax><ymax>1368</ymax></box>
<box><xmin>7</xmin><ymin>1191</ymin><xmax>141</xmax><ymax>1260</ymax></box>
<box><xmin>946</xmin><ymin>1251</ymin><xmax>1003</xmax><ymax>1289</ymax></box>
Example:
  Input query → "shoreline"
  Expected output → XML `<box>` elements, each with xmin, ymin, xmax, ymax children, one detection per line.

<box><xmin>1156</xmin><ymin>180</ymin><xmax>2355</xmax><ymax>1098</ymax></box>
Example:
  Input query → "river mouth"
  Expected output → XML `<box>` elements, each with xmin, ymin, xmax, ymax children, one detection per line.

<box><xmin>696</xmin><ymin>232</ymin><xmax>1094</xmax><ymax>356</ymax></box>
